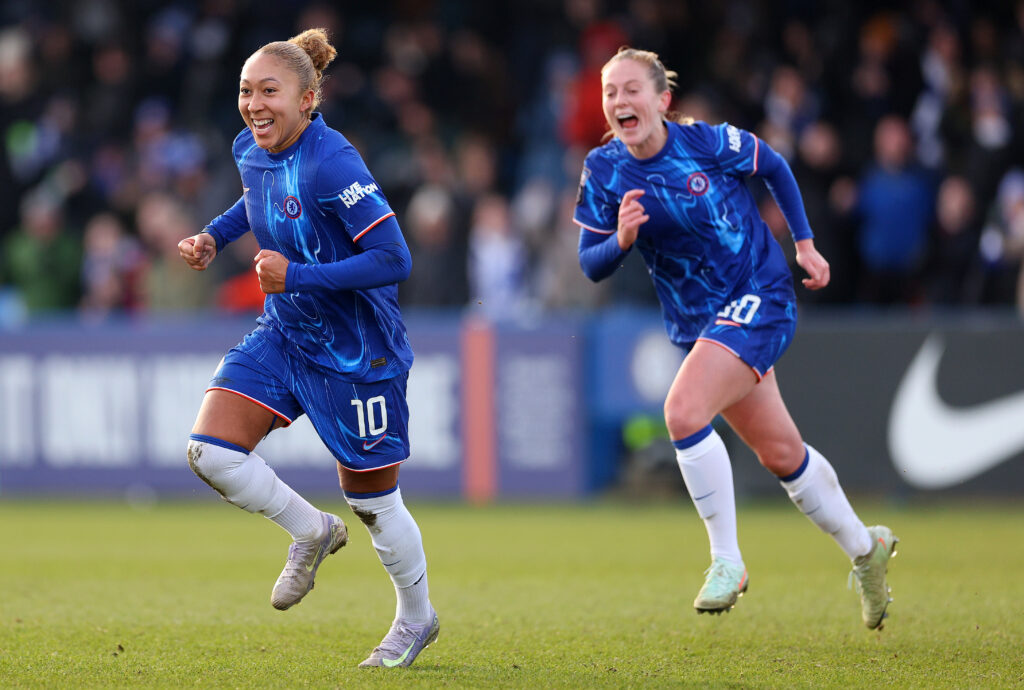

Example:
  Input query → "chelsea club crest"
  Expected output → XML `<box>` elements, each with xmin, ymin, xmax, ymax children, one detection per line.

<box><xmin>284</xmin><ymin>195</ymin><xmax>302</xmax><ymax>219</ymax></box>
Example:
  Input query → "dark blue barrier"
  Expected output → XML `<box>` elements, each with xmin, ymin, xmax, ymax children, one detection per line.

<box><xmin>0</xmin><ymin>313</ymin><xmax>590</xmax><ymax>499</ymax></box>
<box><xmin>2</xmin><ymin>310</ymin><xmax>1022</xmax><ymax>498</ymax></box>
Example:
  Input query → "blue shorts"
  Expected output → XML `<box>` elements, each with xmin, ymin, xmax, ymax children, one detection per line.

<box><xmin>693</xmin><ymin>286</ymin><xmax>797</xmax><ymax>380</ymax></box>
<box><xmin>209</xmin><ymin>325</ymin><xmax>410</xmax><ymax>471</ymax></box>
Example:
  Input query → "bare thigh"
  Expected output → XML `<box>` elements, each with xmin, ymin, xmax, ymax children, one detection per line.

<box><xmin>663</xmin><ymin>340</ymin><xmax>760</xmax><ymax>440</ymax></box>
<box><xmin>336</xmin><ymin>464</ymin><xmax>400</xmax><ymax>494</ymax></box>
<box><xmin>192</xmin><ymin>389</ymin><xmax>286</xmax><ymax>452</ymax></box>
<box><xmin>720</xmin><ymin>370</ymin><xmax>805</xmax><ymax>476</ymax></box>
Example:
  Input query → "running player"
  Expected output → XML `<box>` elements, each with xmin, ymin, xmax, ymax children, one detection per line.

<box><xmin>177</xmin><ymin>28</ymin><xmax>438</xmax><ymax>667</ymax></box>
<box><xmin>573</xmin><ymin>47</ymin><xmax>897</xmax><ymax>629</ymax></box>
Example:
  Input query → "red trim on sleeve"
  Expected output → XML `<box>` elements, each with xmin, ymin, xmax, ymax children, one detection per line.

<box><xmin>353</xmin><ymin>212</ymin><xmax>396</xmax><ymax>243</ymax></box>
<box><xmin>750</xmin><ymin>135</ymin><xmax>760</xmax><ymax>176</ymax></box>
<box><xmin>572</xmin><ymin>218</ymin><xmax>616</xmax><ymax>235</ymax></box>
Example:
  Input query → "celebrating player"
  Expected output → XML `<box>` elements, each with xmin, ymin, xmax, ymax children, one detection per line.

<box><xmin>177</xmin><ymin>29</ymin><xmax>438</xmax><ymax>667</ymax></box>
<box><xmin>573</xmin><ymin>47</ymin><xmax>898</xmax><ymax>629</ymax></box>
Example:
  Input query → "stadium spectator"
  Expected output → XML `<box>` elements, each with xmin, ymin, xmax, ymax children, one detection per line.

<box><xmin>977</xmin><ymin>168</ymin><xmax>1024</xmax><ymax>312</ymax></box>
<box><xmin>534</xmin><ymin>186</ymin><xmax>611</xmax><ymax>310</ymax></box>
<box><xmin>926</xmin><ymin>175</ymin><xmax>982</xmax><ymax>305</ymax></box>
<box><xmin>176</xmin><ymin>29</ymin><xmax>437</xmax><ymax>669</ymax></box>
<box><xmin>1</xmin><ymin>1</ymin><xmax>1024</xmax><ymax>315</ymax></box>
<box><xmin>852</xmin><ymin>114</ymin><xmax>938</xmax><ymax>305</ymax></box>
<box><xmin>574</xmin><ymin>47</ymin><xmax>897</xmax><ymax>629</ymax></box>
<box><xmin>559</xmin><ymin>18</ymin><xmax>629</xmax><ymax>151</ymax></box>
<box><xmin>467</xmin><ymin>192</ymin><xmax>528</xmax><ymax>318</ymax></box>
<box><xmin>135</xmin><ymin>192</ymin><xmax>212</xmax><ymax>311</ymax></box>
<box><xmin>790</xmin><ymin>121</ymin><xmax>859</xmax><ymax>303</ymax></box>
<box><xmin>1</xmin><ymin>187</ymin><xmax>80</xmax><ymax>312</ymax></box>
<box><xmin>78</xmin><ymin>211</ymin><xmax>143</xmax><ymax>316</ymax></box>
<box><xmin>399</xmin><ymin>183</ymin><xmax>467</xmax><ymax>307</ymax></box>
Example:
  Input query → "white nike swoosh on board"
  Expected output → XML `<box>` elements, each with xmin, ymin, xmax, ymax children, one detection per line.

<box><xmin>888</xmin><ymin>334</ymin><xmax>1024</xmax><ymax>489</ymax></box>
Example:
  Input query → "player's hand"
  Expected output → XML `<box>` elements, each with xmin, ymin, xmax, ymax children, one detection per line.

<box><xmin>254</xmin><ymin>249</ymin><xmax>289</xmax><ymax>294</ymax></box>
<box><xmin>795</xmin><ymin>238</ymin><xmax>830</xmax><ymax>290</ymax></box>
<box><xmin>178</xmin><ymin>232</ymin><xmax>218</xmax><ymax>271</ymax></box>
<box><xmin>617</xmin><ymin>189</ymin><xmax>649</xmax><ymax>251</ymax></box>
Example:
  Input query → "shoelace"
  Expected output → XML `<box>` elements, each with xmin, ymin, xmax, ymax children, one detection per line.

<box><xmin>703</xmin><ymin>561</ymin><xmax>740</xmax><ymax>594</ymax></box>
<box><xmin>848</xmin><ymin>559</ymin><xmax>882</xmax><ymax>594</ymax></box>
<box><xmin>372</xmin><ymin>621</ymin><xmax>419</xmax><ymax>656</ymax></box>
<box><xmin>282</xmin><ymin>540</ymin><xmax>320</xmax><ymax>573</ymax></box>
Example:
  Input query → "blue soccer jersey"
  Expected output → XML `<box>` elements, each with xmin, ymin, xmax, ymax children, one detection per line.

<box><xmin>574</xmin><ymin>120</ymin><xmax>809</xmax><ymax>348</ymax></box>
<box><xmin>205</xmin><ymin>113</ymin><xmax>413</xmax><ymax>383</ymax></box>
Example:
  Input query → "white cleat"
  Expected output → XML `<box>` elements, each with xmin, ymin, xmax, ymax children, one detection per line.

<box><xmin>270</xmin><ymin>512</ymin><xmax>348</xmax><ymax>610</ymax></box>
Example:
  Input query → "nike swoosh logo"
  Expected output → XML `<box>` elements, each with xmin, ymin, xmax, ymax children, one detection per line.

<box><xmin>381</xmin><ymin>641</ymin><xmax>415</xmax><ymax>668</ymax></box>
<box><xmin>888</xmin><ymin>334</ymin><xmax>1024</xmax><ymax>488</ymax></box>
<box><xmin>363</xmin><ymin>434</ymin><xmax>387</xmax><ymax>451</ymax></box>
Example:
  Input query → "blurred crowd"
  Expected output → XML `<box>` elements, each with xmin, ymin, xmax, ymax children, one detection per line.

<box><xmin>2</xmin><ymin>0</ymin><xmax>1024</xmax><ymax>324</ymax></box>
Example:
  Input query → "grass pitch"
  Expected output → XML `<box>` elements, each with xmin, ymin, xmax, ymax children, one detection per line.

<box><xmin>0</xmin><ymin>497</ymin><xmax>1021</xmax><ymax>688</ymax></box>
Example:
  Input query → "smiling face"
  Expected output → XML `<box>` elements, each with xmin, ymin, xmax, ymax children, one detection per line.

<box><xmin>238</xmin><ymin>52</ymin><xmax>315</xmax><ymax>153</ymax></box>
<box><xmin>601</xmin><ymin>57</ymin><xmax>671</xmax><ymax>159</ymax></box>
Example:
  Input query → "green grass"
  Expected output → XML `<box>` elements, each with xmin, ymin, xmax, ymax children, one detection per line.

<box><xmin>0</xmin><ymin>498</ymin><xmax>1021</xmax><ymax>688</ymax></box>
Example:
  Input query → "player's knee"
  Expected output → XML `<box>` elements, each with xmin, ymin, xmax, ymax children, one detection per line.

<box><xmin>186</xmin><ymin>438</ymin><xmax>208</xmax><ymax>478</ymax></box>
<box><xmin>664</xmin><ymin>399</ymin><xmax>708</xmax><ymax>440</ymax></box>
<box><xmin>185</xmin><ymin>437</ymin><xmax>244</xmax><ymax>488</ymax></box>
<box><xmin>756</xmin><ymin>438</ymin><xmax>804</xmax><ymax>476</ymax></box>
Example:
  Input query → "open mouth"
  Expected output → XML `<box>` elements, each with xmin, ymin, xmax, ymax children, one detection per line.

<box><xmin>617</xmin><ymin>114</ymin><xmax>639</xmax><ymax>130</ymax></box>
<box><xmin>251</xmin><ymin>118</ymin><xmax>274</xmax><ymax>135</ymax></box>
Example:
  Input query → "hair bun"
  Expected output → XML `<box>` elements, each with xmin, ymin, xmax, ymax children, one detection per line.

<box><xmin>289</xmin><ymin>28</ymin><xmax>337</xmax><ymax>74</ymax></box>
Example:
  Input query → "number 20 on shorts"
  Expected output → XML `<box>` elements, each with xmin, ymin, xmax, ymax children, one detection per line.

<box><xmin>717</xmin><ymin>294</ymin><xmax>762</xmax><ymax>324</ymax></box>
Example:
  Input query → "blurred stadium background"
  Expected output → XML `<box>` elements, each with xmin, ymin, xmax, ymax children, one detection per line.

<box><xmin>1</xmin><ymin>0</ymin><xmax>1023</xmax><ymax>502</ymax></box>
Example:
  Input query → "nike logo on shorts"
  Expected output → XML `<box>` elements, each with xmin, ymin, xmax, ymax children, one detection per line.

<box><xmin>363</xmin><ymin>434</ymin><xmax>387</xmax><ymax>451</ymax></box>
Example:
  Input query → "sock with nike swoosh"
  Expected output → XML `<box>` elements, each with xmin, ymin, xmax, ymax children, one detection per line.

<box><xmin>345</xmin><ymin>486</ymin><xmax>432</xmax><ymax>623</ymax></box>
<box><xmin>674</xmin><ymin>426</ymin><xmax>744</xmax><ymax>566</ymax></box>
<box><xmin>779</xmin><ymin>444</ymin><xmax>872</xmax><ymax>560</ymax></box>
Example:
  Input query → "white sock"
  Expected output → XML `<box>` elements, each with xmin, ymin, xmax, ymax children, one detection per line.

<box><xmin>267</xmin><ymin>495</ymin><xmax>327</xmax><ymax>543</ymax></box>
<box><xmin>674</xmin><ymin>427</ymin><xmax>743</xmax><ymax>566</ymax></box>
<box><xmin>187</xmin><ymin>435</ymin><xmax>324</xmax><ymax>542</ymax></box>
<box><xmin>779</xmin><ymin>445</ymin><xmax>872</xmax><ymax>560</ymax></box>
<box><xmin>345</xmin><ymin>487</ymin><xmax>432</xmax><ymax>623</ymax></box>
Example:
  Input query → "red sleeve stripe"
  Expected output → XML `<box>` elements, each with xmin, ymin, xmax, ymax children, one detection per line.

<box><xmin>572</xmin><ymin>218</ymin><xmax>616</xmax><ymax>235</ymax></box>
<box><xmin>750</xmin><ymin>135</ymin><xmax>760</xmax><ymax>176</ymax></box>
<box><xmin>353</xmin><ymin>211</ymin><xmax>396</xmax><ymax>243</ymax></box>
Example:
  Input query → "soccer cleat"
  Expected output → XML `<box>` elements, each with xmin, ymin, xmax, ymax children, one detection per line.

<box><xmin>358</xmin><ymin>610</ymin><xmax>440</xmax><ymax>668</ymax></box>
<box><xmin>851</xmin><ymin>524</ymin><xmax>898</xmax><ymax>630</ymax></box>
<box><xmin>270</xmin><ymin>512</ymin><xmax>348</xmax><ymax>610</ymax></box>
<box><xmin>694</xmin><ymin>557</ymin><xmax>749</xmax><ymax>614</ymax></box>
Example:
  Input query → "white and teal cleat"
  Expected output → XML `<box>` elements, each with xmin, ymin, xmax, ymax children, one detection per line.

<box><xmin>271</xmin><ymin>512</ymin><xmax>348</xmax><ymax>611</ymax></box>
<box><xmin>694</xmin><ymin>557</ymin><xmax>749</xmax><ymax>614</ymax></box>
<box><xmin>359</xmin><ymin>610</ymin><xmax>440</xmax><ymax>668</ymax></box>
<box><xmin>851</xmin><ymin>524</ymin><xmax>898</xmax><ymax>630</ymax></box>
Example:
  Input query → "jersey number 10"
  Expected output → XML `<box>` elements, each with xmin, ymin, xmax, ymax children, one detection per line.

<box><xmin>351</xmin><ymin>396</ymin><xmax>388</xmax><ymax>437</ymax></box>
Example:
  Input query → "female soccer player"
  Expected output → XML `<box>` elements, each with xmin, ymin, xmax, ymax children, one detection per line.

<box><xmin>177</xmin><ymin>29</ymin><xmax>438</xmax><ymax>667</ymax></box>
<box><xmin>573</xmin><ymin>47</ymin><xmax>898</xmax><ymax>629</ymax></box>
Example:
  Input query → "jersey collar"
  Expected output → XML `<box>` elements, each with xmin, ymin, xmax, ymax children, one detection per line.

<box><xmin>626</xmin><ymin>120</ymin><xmax>677</xmax><ymax>166</ymax></box>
